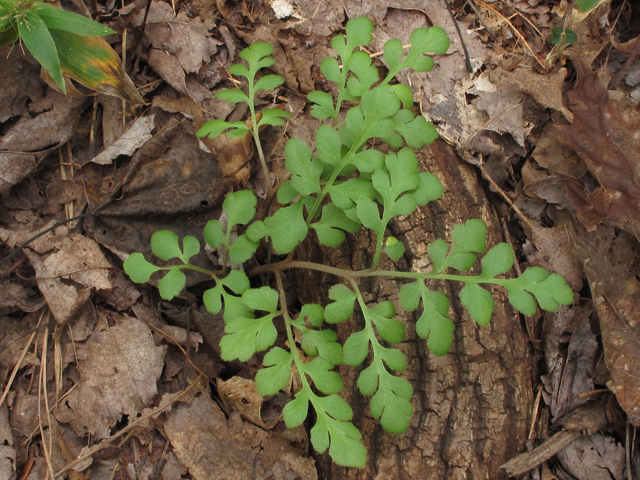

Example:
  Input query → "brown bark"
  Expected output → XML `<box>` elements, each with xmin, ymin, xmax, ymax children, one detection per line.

<box><xmin>296</xmin><ymin>140</ymin><xmax>533</xmax><ymax>479</ymax></box>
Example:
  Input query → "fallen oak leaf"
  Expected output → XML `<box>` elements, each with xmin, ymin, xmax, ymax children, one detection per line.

<box><xmin>574</xmin><ymin>236</ymin><xmax>640</xmax><ymax>426</ymax></box>
<box><xmin>555</xmin><ymin>61</ymin><xmax>640</xmax><ymax>240</ymax></box>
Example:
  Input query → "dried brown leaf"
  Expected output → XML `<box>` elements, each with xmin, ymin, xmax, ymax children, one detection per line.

<box><xmin>90</xmin><ymin>114</ymin><xmax>155</xmax><ymax>165</ymax></box>
<box><xmin>25</xmin><ymin>234</ymin><xmax>113</xmax><ymax>324</ymax></box>
<box><xmin>557</xmin><ymin>435</ymin><xmax>625</xmax><ymax>480</ymax></box>
<box><xmin>576</xmin><ymin>239</ymin><xmax>640</xmax><ymax>425</ymax></box>
<box><xmin>60</xmin><ymin>315</ymin><xmax>166</xmax><ymax>438</ymax></box>
<box><xmin>556</xmin><ymin>62</ymin><xmax>640</xmax><ymax>240</ymax></box>
<box><xmin>81</xmin><ymin>117</ymin><xmax>233</xmax><ymax>262</ymax></box>
<box><xmin>217</xmin><ymin>376</ymin><xmax>280</xmax><ymax>429</ymax></box>
<box><xmin>163</xmin><ymin>393</ymin><xmax>316</xmax><ymax>480</ymax></box>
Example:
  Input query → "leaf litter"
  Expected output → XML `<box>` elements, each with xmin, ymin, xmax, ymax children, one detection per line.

<box><xmin>0</xmin><ymin>0</ymin><xmax>639</xmax><ymax>478</ymax></box>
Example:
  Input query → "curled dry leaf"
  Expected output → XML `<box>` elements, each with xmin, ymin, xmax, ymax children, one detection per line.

<box><xmin>556</xmin><ymin>61</ymin><xmax>640</xmax><ymax>241</ymax></box>
<box><xmin>91</xmin><ymin>114</ymin><xmax>155</xmax><ymax>165</ymax></box>
<box><xmin>81</xmin><ymin>117</ymin><xmax>233</xmax><ymax>261</ymax></box>
<box><xmin>576</xmin><ymin>238</ymin><xmax>640</xmax><ymax>426</ymax></box>
<box><xmin>217</xmin><ymin>376</ymin><xmax>281</xmax><ymax>429</ymax></box>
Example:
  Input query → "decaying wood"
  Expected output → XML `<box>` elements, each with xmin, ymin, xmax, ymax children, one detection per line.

<box><xmin>296</xmin><ymin>140</ymin><xmax>533</xmax><ymax>479</ymax></box>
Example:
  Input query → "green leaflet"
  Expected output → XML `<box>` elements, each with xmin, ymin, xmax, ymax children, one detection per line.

<box><xmin>219</xmin><ymin>287</ymin><xmax>280</xmax><ymax>361</ymax></box>
<box><xmin>428</xmin><ymin>219</ymin><xmax>487</xmax><ymax>273</ymax></box>
<box><xmin>400</xmin><ymin>281</ymin><xmax>454</xmax><ymax>356</ymax></box>
<box><xmin>255</xmin><ymin>347</ymin><xmax>293</xmax><ymax>396</ymax></box>
<box><xmin>264</xmin><ymin>201</ymin><xmax>308</xmax><ymax>254</ymax></box>
<box><xmin>324</xmin><ymin>284</ymin><xmax>357</xmax><ymax>324</ymax></box>
<box><xmin>123</xmin><ymin>253</ymin><xmax>161</xmax><ymax>283</ymax></box>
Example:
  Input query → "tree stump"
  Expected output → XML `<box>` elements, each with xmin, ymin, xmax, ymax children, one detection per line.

<box><xmin>296</xmin><ymin>140</ymin><xmax>533</xmax><ymax>479</ymax></box>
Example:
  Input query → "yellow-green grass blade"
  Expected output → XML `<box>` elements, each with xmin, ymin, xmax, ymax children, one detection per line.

<box><xmin>50</xmin><ymin>29</ymin><xmax>144</xmax><ymax>104</ymax></box>
<box><xmin>34</xmin><ymin>3</ymin><xmax>116</xmax><ymax>36</ymax></box>
<box><xmin>17</xmin><ymin>10</ymin><xmax>65</xmax><ymax>92</ymax></box>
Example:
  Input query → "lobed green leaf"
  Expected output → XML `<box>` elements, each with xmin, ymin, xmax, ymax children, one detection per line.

<box><xmin>257</xmin><ymin>108</ymin><xmax>291</xmax><ymax>127</ymax></box>
<box><xmin>220</xmin><ymin>313</ymin><xmax>278</xmax><ymax>361</ymax></box>
<box><xmin>123</xmin><ymin>253</ymin><xmax>161</xmax><ymax>283</ymax></box>
<box><xmin>203</xmin><ymin>220</ymin><xmax>225</xmax><ymax>248</ymax></box>
<box><xmin>283</xmin><ymin>390</ymin><xmax>309</xmax><ymax>428</ymax></box>
<box><xmin>324</xmin><ymin>284</ymin><xmax>357</xmax><ymax>324</ymax></box>
<box><xmin>151</xmin><ymin>230</ymin><xmax>183</xmax><ymax>261</ymax></box>
<box><xmin>459</xmin><ymin>283</ymin><xmax>494</xmax><ymax>326</ymax></box>
<box><xmin>342</xmin><ymin>329</ymin><xmax>370</xmax><ymax>366</ymax></box>
<box><xmin>215</xmin><ymin>89</ymin><xmax>250</xmax><ymax>103</ymax></box>
<box><xmin>308</xmin><ymin>90</ymin><xmax>335</xmax><ymax>120</ymax></box>
<box><xmin>223</xmin><ymin>190</ymin><xmax>257</xmax><ymax>227</ymax></box>
<box><xmin>383</xmin><ymin>236</ymin><xmax>405</xmax><ymax>261</ymax></box>
<box><xmin>302</xmin><ymin>358</ymin><xmax>344</xmax><ymax>395</ymax></box>
<box><xmin>479</xmin><ymin>243</ymin><xmax>514</xmax><ymax>279</ymax></box>
<box><xmin>311</xmin><ymin>203</ymin><xmax>360</xmax><ymax>247</ymax></box>
<box><xmin>264</xmin><ymin>201</ymin><xmax>309</xmax><ymax>254</ymax></box>
<box><xmin>158</xmin><ymin>267</ymin><xmax>186</xmax><ymax>301</ymax></box>
<box><xmin>255</xmin><ymin>347</ymin><xmax>293</xmax><ymax>396</ymax></box>
<box><xmin>285</xmin><ymin>137</ymin><xmax>322</xmax><ymax>195</ymax></box>
<box><xmin>370</xmin><ymin>373</ymin><xmax>413</xmax><ymax>434</ymax></box>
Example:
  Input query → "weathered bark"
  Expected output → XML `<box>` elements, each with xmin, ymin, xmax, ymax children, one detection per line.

<box><xmin>296</xmin><ymin>140</ymin><xmax>533</xmax><ymax>479</ymax></box>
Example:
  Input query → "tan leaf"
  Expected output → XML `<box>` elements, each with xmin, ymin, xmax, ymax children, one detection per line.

<box><xmin>61</xmin><ymin>315</ymin><xmax>166</xmax><ymax>438</ymax></box>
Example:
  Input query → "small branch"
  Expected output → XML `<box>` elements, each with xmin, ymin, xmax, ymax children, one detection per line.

<box><xmin>443</xmin><ymin>0</ymin><xmax>473</xmax><ymax>72</ymax></box>
<box><xmin>608</xmin><ymin>34</ymin><xmax>640</xmax><ymax>90</ymax></box>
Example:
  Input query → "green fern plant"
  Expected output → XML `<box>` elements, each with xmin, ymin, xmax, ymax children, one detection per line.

<box><xmin>123</xmin><ymin>17</ymin><xmax>573</xmax><ymax>468</ymax></box>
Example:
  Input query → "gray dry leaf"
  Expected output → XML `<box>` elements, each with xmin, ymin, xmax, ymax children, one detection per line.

<box><xmin>60</xmin><ymin>316</ymin><xmax>166</xmax><ymax>439</ymax></box>
<box><xmin>0</xmin><ymin>281</ymin><xmax>46</xmax><ymax>314</ymax></box>
<box><xmin>0</xmin><ymin>403</ymin><xmax>16</xmax><ymax>480</ymax></box>
<box><xmin>553</xmin><ymin>317</ymin><xmax>598</xmax><ymax>420</ymax></box>
<box><xmin>91</xmin><ymin>114</ymin><xmax>156</xmax><ymax>165</ymax></box>
<box><xmin>557</xmin><ymin>435</ymin><xmax>625</xmax><ymax>480</ymax></box>
<box><xmin>164</xmin><ymin>393</ymin><xmax>317</xmax><ymax>480</ymax></box>
<box><xmin>25</xmin><ymin>234</ymin><xmax>113</xmax><ymax>323</ymax></box>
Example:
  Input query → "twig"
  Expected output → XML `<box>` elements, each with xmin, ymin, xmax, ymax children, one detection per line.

<box><xmin>608</xmin><ymin>34</ymin><xmax>640</xmax><ymax>89</ymax></box>
<box><xmin>0</xmin><ymin>210</ymin><xmax>95</xmax><ymax>271</ymax></box>
<box><xmin>465</xmin><ymin>0</ymin><xmax>495</xmax><ymax>40</ymax></box>
<box><xmin>443</xmin><ymin>0</ymin><xmax>474</xmax><ymax>72</ymax></box>
<box><xmin>0</xmin><ymin>309</ymin><xmax>47</xmax><ymax>408</ymax></box>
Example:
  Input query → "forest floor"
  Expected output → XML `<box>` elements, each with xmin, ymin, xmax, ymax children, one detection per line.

<box><xmin>0</xmin><ymin>0</ymin><xmax>639</xmax><ymax>479</ymax></box>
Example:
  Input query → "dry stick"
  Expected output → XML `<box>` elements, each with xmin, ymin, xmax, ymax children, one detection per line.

<box><xmin>443</xmin><ymin>0</ymin><xmax>473</xmax><ymax>72</ymax></box>
<box><xmin>0</xmin><ymin>210</ymin><xmax>96</xmax><ymax>271</ymax></box>
<box><xmin>608</xmin><ymin>34</ymin><xmax>640</xmax><ymax>90</ymax></box>
<box><xmin>54</xmin><ymin>376</ymin><xmax>203</xmax><ymax>478</ymax></box>
<box><xmin>0</xmin><ymin>309</ymin><xmax>47</xmax><ymax>408</ymax></box>
<box><xmin>38</xmin><ymin>320</ymin><xmax>56</xmax><ymax>480</ymax></box>
<box><xmin>527</xmin><ymin>386</ymin><xmax>543</xmax><ymax>440</ymax></box>
<box><xmin>465</xmin><ymin>0</ymin><xmax>495</xmax><ymax>40</ymax></box>
<box><xmin>603</xmin><ymin>0</ymin><xmax>629</xmax><ymax>71</ymax></box>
